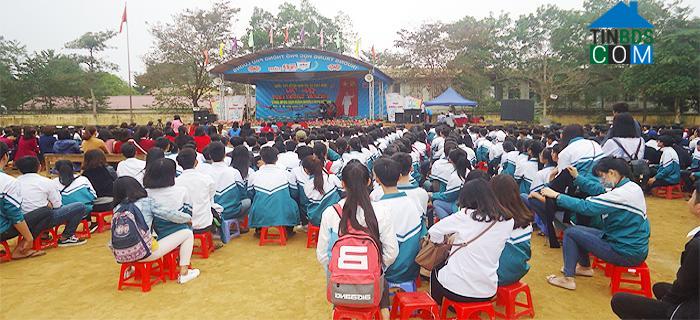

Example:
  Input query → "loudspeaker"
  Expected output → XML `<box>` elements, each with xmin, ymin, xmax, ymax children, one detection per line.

<box><xmin>500</xmin><ymin>99</ymin><xmax>535</xmax><ymax>122</ymax></box>
<box><xmin>405</xmin><ymin>109</ymin><xmax>421</xmax><ymax>123</ymax></box>
<box><xmin>193</xmin><ymin>111</ymin><xmax>218</xmax><ymax>123</ymax></box>
<box><xmin>394</xmin><ymin>112</ymin><xmax>405</xmax><ymax>123</ymax></box>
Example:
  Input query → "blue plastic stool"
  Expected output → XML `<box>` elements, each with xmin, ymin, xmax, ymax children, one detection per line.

<box><xmin>388</xmin><ymin>280</ymin><xmax>418</xmax><ymax>311</ymax></box>
<box><xmin>220</xmin><ymin>219</ymin><xmax>241</xmax><ymax>244</ymax></box>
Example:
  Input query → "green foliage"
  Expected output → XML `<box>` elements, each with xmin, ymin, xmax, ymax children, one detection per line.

<box><xmin>65</xmin><ymin>30</ymin><xmax>117</xmax><ymax>72</ymax></box>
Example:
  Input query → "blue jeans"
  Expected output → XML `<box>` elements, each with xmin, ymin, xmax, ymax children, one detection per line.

<box><xmin>562</xmin><ymin>225</ymin><xmax>644</xmax><ymax>277</ymax></box>
<box><xmin>433</xmin><ymin>200</ymin><xmax>454</xmax><ymax>220</ymax></box>
<box><xmin>51</xmin><ymin>203</ymin><xmax>87</xmax><ymax>239</ymax></box>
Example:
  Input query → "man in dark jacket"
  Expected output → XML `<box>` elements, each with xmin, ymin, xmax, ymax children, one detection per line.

<box><xmin>611</xmin><ymin>185</ymin><xmax>699</xmax><ymax>319</ymax></box>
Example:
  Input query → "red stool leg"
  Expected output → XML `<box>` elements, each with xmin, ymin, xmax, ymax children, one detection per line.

<box><xmin>0</xmin><ymin>241</ymin><xmax>11</xmax><ymax>262</ymax></box>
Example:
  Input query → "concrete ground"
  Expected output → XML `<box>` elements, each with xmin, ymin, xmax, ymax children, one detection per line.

<box><xmin>0</xmin><ymin>196</ymin><xmax>694</xmax><ymax>319</ymax></box>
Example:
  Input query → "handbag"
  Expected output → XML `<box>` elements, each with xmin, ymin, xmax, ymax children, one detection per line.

<box><xmin>415</xmin><ymin>220</ymin><xmax>497</xmax><ymax>271</ymax></box>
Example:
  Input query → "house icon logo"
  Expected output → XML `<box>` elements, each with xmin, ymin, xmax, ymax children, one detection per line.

<box><xmin>589</xmin><ymin>0</ymin><xmax>654</xmax><ymax>64</ymax></box>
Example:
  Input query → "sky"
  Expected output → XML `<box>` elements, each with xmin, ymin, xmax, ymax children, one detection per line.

<box><xmin>1</xmin><ymin>0</ymin><xmax>697</xmax><ymax>82</ymax></box>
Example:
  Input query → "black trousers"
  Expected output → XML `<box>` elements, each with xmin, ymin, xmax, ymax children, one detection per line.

<box><xmin>611</xmin><ymin>282</ymin><xmax>675</xmax><ymax>319</ymax></box>
<box><xmin>0</xmin><ymin>207</ymin><xmax>53</xmax><ymax>242</ymax></box>
<box><xmin>543</xmin><ymin>169</ymin><xmax>575</xmax><ymax>247</ymax></box>
<box><xmin>430</xmin><ymin>261</ymin><xmax>493</xmax><ymax>305</ymax></box>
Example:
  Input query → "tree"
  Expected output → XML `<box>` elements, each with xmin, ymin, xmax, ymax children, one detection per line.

<box><xmin>19</xmin><ymin>50</ymin><xmax>88</xmax><ymax>110</ymax></box>
<box><xmin>0</xmin><ymin>36</ymin><xmax>28</xmax><ymax>110</ymax></box>
<box><xmin>65</xmin><ymin>30</ymin><xmax>117</xmax><ymax>72</ymax></box>
<box><xmin>144</xmin><ymin>0</ymin><xmax>239</xmax><ymax>109</ymax></box>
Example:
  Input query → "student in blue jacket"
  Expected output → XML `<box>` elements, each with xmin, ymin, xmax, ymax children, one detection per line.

<box><xmin>645</xmin><ymin>135</ymin><xmax>681</xmax><ymax>193</ymax></box>
<box><xmin>537</xmin><ymin>157</ymin><xmax>650</xmax><ymax>291</ymax></box>
<box><xmin>491</xmin><ymin>174</ymin><xmax>532</xmax><ymax>286</ymax></box>
<box><xmin>429</xmin><ymin>148</ymin><xmax>470</xmax><ymax>219</ymax></box>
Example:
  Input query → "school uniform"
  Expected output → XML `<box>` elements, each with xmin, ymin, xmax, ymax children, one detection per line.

<box><xmin>16</xmin><ymin>173</ymin><xmax>62</xmax><ymax>213</ymax></box>
<box><xmin>300</xmin><ymin>172</ymin><xmax>342</xmax><ymax>226</ymax></box>
<box><xmin>51</xmin><ymin>176</ymin><xmax>97</xmax><ymax>213</ymax></box>
<box><xmin>489</xmin><ymin>142</ymin><xmax>504</xmax><ymax>162</ymax></box>
<box><xmin>432</xmin><ymin>170</ymin><xmax>465</xmax><ymax>219</ymax></box>
<box><xmin>247</xmin><ymin>164</ymin><xmax>300</xmax><ymax>228</ymax></box>
<box><xmin>0</xmin><ymin>172</ymin><xmax>24</xmax><ymax>234</ymax></box>
<box><xmin>116</xmin><ymin>157</ymin><xmax>146</xmax><ymax>183</ymax></box>
<box><xmin>198</xmin><ymin>162</ymin><xmax>246</xmax><ymax>220</ymax></box>
<box><xmin>475</xmin><ymin>137</ymin><xmax>492</xmax><ymax>163</ymax></box>
<box><xmin>514</xmin><ymin>157</ymin><xmax>539</xmax><ymax>194</ymax></box>
<box><xmin>691</xmin><ymin>147</ymin><xmax>700</xmax><ymax>170</ymax></box>
<box><xmin>429</xmin><ymin>159</ymin><xmax>452</xmax><ymax>192</ymax></box>
<box><xmin>175</xmin><ymin>168</ymin><xmax>215</xmax><ymax>230</ymax></box>
<box><xmin>431</xmin><ymin>136</ymin><xmax>445</xmax><ymax>160</ymax></box>
<box><xmin>458</xmin><ymin>144</ymin><xmax>477</xmax><ymax>166</ymax></box>
<box><xmin>375</xmin><ymin>192</ymin><xmax>427</xmax><ymax>283</ymax></box>
<box><xmin>370</xmin><ymin>183</ymin><xmax>429</xmax><ymax>216</ymax></box>
<box><xmin>655</xmin><ymin>146</ymin><xmax>681</xmax><ymax>184</ymax></box>
<box><xmin>277</xmin><ymin>151</ymin><xmax>300</xmax><ymax>171</ymax></box>
<box><xmin>497</xmin><ymin>225</ymin><xmax>532</xmax><ymax>286</ymax></box>
<box><xmin>500</xmin><ymin>150</ymin><xmax>520</xmax><ymax>176</ymax></box>
<box><xmin>557</xmin><ymin>137</ymin><xmax>604</xmax><ymax>178</ymax></box>
<box><xmin>602</xmin><ymin>137</ymin><xmax>645</xmax><ymax>161</ymax></box>
<box><xmin>342</xmin><ymin>150</ymin><xmax>368</xmax><ymax>166</ymax></box>
<box><xmin>146</xmin><ymin>186</ymin><xmax>193</xmax><ymax>238</ymax></box>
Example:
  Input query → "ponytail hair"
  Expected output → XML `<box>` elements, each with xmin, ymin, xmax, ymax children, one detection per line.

<box><xmin>302</xmin><ymin>155</ymin><xmax>325</xmax><ymax>194</ymax></box>
<box><xmin>82</xmin><ymin>126</ymin><xmax>97</xmax><ymax>141</ymax></box>
<box><xmin>340</xmin><ymin>160</ymin><xmax>382</xmax><ymax>256</ymax></box>
<box><xmin>55</xmin><ymin>160</ymin><xmax>76</xmax><ymax>187</ymax></box>
<box><xmin>449</xmin><ymin>148</ymin><xmax>470</xmax><ymax>180</ymax></box>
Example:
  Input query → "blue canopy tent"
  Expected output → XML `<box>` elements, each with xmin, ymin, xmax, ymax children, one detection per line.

<box><xmin>423</xmin><ymin>87</ymin><xmax>477</xmax><ymax>107</ymax></box>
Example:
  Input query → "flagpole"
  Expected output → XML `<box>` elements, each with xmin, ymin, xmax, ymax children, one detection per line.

<box><xmin>126</xmin><ymin>8</ymin><xmax>134</xmax><ymax>123</ymax></box>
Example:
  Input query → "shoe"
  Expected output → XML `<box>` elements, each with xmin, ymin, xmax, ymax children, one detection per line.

<box><xmin>560</xmin><ymin>265</ymin><xmax>595</xmax><ymax>277</ymax></box>
<box><xmin>546</xmin><ymin>274</ymin><xmax>576</xmax><ymax>290</ymax></box>
<box><xmin>58</xmin><ymin>235</ymin><xmax>87</xmax><ymax>247</ymax></box>
<box><xmin>178</xmin><ymin>268</ymin><xmax>200</xmax><ymax>284</ymax></box>
<box><xmin>89</xmin><ymin>223</ymin><xmax>99</xmax><ymax>234</ymax></box>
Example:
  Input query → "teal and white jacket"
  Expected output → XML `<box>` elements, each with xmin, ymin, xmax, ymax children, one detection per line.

<box><xmin>514</xmin><ymin>158</ymin><xmax>539</xmax><ymax>194</ymax></box>
<box><xmin>530</xmin><ymin>165</ymin><xmax>555</xmax><ymax>193</ymax></box>
<box><xmin>475</xmin><ymin>137</ymin><xmax>492</xmax><ymax>162</ymax></box>
<box><xmin>497</xmin><ymin>225</ymin><xmax>532</xmax><ymax>286</ymax></box>
<box><xmin>458</xmin><ymin>144</ymin><xmax>477</xmax><ymax>166</ymax></box>
<box><xmin>557</xmin><ymin>137</ymin><xmax>604</xmax><ymax>179</ymax></box>
<box><xmin>655</xmin><ymin>146</ymin><xmax>680</xmax><ymax>184</ymax></box>
<box><xmin>0</xmin><ymin>172</ymin><xmax>24</xmax><ymax>234</ymax></box>
<box><xmin>500</xmin><ymin>150</ymin><xmax>520</xmax><ymax>177</ymax></box>
<box><xmin>52</xmin><ymin>176</ymin><xmax>97</xmax><ymax>213</ymax></box>
<box><xmin>198</xmin><ymin>162</ymin><xmax>246</xmax><ymax>220</ymax></box>
<box><xmin>300</xmin><ymin>172</ymin><xmax>343</xmax><ymax>226</ymax></box>
<box><xmin>691</xmin><ymin>147</ymin><xmax>700</xmax><ymax>170</ymax></box>
<box><xmin>429</xmin><ymin>159</ymin><xmax>452</xmax><ymax>192</ymax></box>
<box><xmin>146</xmin><ymin>186</ymin><xmax>193</xmax><ymax>238</ymax></box>
<box><xmin>247</xmin><ymin>164</ymin><xmax>300</xmax><ymax>228</ymax></box>
<box><xmin>376</xmin><ymin>192</ymin><xmax>427</xmax><ymax>283</ymax></box>
<box><xmin>556</xmin><ymin>177</ymin><xmax>650</xmax><ymax>260</ymax></box>
<box><xmin>432</xmin><ymin>170</ymin><xmax>465</xmax><ymax>207</ymax></box>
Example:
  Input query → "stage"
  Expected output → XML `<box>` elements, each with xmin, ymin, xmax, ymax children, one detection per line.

<box><xmin>210</xmin><ymin>48</ymin><xmax>393</xmax><ymax>121</ymax></box>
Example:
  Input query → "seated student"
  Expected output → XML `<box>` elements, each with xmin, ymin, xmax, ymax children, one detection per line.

<box><xmin>80</xmin><ymin>126</ymin><xmax>108</xmax><ymax>154</ymax></box>
<box><xmin>299</xmin><ymin>154</ymin><xmax>342</xmax><ymax>227</ymax></box>
<box><xmin>0</xmin><ymin>142</ymin><xmax>53</xmax><ymax>259</ymax></box>
<box><xmin>500</xmin><ymin>140</ymin><xmax>519</xmax><ymax>176</ymax></box>
<box><xmin>343</xmin><ymin>137</ymin><xmax>369</xmax><ymax>166</ymax></box>
<box><xmin>428</xmin><ymin>179</ymin><xmax>514</xmax><ymax>304</ymax></box>
<box><xmin>373</xmin><ymin>157</ymin><xmax>426</xmax><ymax>285</ymax></box>
<box><xmin>113</xmin><ymin>176</ymin><xmax>199</xmax><ymax>284</ymax></box>
<box><xmin>429</xmin><ymin>148</ymin><xmax>470</xmax><ymax>219</ymax></box>
<box><xmin>514</xmin><ymin>140</ymin><xmax>544</xmax><ymax>194</ymax></box>
<box><xmin>143</xmin><ymin>158</ymin><xmax>193</xmax><ymax>240</ymax></box>
<box><xmin>611</xmin><ymin>185</ymin><xmax>699</xmax><ymax>320</ymax></box>
<box><xmin>523</xmin><ymin>146</ymin><xmax>558</xmax><ymax>236</ymax></box>
<box><xmin>175</xmin><ymin>148</ymin><xmax>216</xmax><ymax>233</ymax></box>
<box><xmin>246</xmin><ymin>146</ymin><xmax>299</xmax><ymax>233</ymax></box>
<box><xmin>646</xmin><ymin>135</ymin><xmax>680</xmax><ymax>192</ymax></box>
<box><xmin>52</xmin><ymin>160</ymin><xmax>98</xmax><ymax>233</ymax></box>
<box><xmin>371</xmin><ymin>152</ymin><xmax>429</xmax><ymax>216</ymax></box>
<box><xmin>491</xmin><ymin>175</ymin><xmax>533</xmax><ymax>286</ymax></box>
<box><xmin>52</xmin><ymin>128</ymin><xmax>81</xmax><ymax>154</ymax></box>
<box><xmin>116</xmin><ymin>143</ymin><xmax>146</xmax><ymax>183</ymax></box>
<box><xmin>277</xmin><ymin>140</ymin><xmax>300</xmax><ymax>171</ymax></box>
<box><xmin>537</xmin><ymin>158</ymin><xmax>650</xmax><ymax>290</ymax></box>
<box><xmin>316</xmin><ymin>159</ymin><xmax>399</xmax><ymax>317</ymax></box>
<box><xmin>81</xmin><ymin>149</ymin><xmax>117</xmax><ymax>213</ymax></box>
<box><xmin>426</xmin><ymin>140</ymin><xmax>458</xmax><ymax>192</ymax></box>
<box><xmin>15</xmin><ymin>156</ymin><xmax>88</xmax><ymax>247</ymax></box>
<box><xmin>474</xmin><ymin>128</ymin><xmax>493</xmax><ymax>163</ymax></box>
<box><xmin>197</xmin><ymin>142</ymin><xmax>246</xmax><ymax>223</ymax></box>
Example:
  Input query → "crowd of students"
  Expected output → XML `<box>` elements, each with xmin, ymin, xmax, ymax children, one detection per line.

<box><xmin>0</xmin><ymin>105</ymin><xmax>697</xmax><ymax>318</ymax></box>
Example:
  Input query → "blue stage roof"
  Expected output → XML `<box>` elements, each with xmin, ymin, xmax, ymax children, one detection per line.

<box><xmin>423</xmin><ymin>87</ymin><xmax>477</xmax><ymax>107</ymax></box>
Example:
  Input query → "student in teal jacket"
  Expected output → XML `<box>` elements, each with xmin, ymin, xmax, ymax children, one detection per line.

<box><xmin>538</xmin><ymin>157</ymin><xmax>650</xmax><ymax>291</ymax></box>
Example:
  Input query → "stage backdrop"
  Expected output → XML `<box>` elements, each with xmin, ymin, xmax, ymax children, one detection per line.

<box><xmin>256</xmin><ymin>77</ymin><xmax>382</xmax><ymax>120</ymax></box>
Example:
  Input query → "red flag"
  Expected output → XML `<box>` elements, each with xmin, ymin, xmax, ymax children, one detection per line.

<box><xmin>119</xmin><ymin>3</ymin><xmax>127</xmax><ymax>33</ymax></box>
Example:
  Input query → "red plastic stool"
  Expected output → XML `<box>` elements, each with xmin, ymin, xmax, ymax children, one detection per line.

<box><xmin>494</xmin><ymin>282</ymin><xmax>535</xmax><ymax>320</ymax></box>
<box><xmin>476</xmin><ymin>161</ymin><xmax>488</xmax><ymax>172</ymax></box>
<box><xmin>162</xmin><ymin>249</ymin><xmax>180</xmax><ymax>281</ymax></box>
<box><xmin>591</xmin><ymin>255</ymin><xmax>613</xmax><ymax>277</ymax></box>
<box><xmin>0</xmin><ymin>241</ymin><xmax>11</xmax><ymax>262</ymax></box>
<box><xmin>259</xmin><ymin>226</ymin><xmax>287</xmax><ymax>246</ymax></box>
<box><xmin>609</xmin><ymin>262</ymin><xmax>652</xmax><ymax>298</ymax></box>
<box><xmin>306</xmin><ymin>225</ymin><xmax>320</xmax><ymax>248</ymax></box>
<box><xmin>240</xmin><ymin>216</ymin><xmax>249</xmax><ymax>229</ymax></box>
<box><xmin>416</xmin><ymin>275</ymin><xmax>422</xmax><ymax>288</ymax></box>
<box><xmin>333</xmin><ymin>306</ymin><xmax>381</xmax><ymax>320</ymax></box>
<box><xmin>54</xmin><ymin>219</ymin><xmax>91</xmax><ymax>239</ymax></box>
<box><xmin>193</xmin><ymin>232</ymin><xmax>214</xmax><ymax>259</ymax></box>
<box><xmin>390</xmin><ymin>292</ymin><xmax>439</xmax><ymax>320</ymax></box>
<box><xmin>117</xmin><ymin>259</ymin><xmax>165</xmax><ymax>292</ymax></box>
<box><xmin>441</xmin><ymin>299</ymin><xmax>495</xmax><ymax>320</ymax></box>
<box><xmin>91</xmin><ymin>211</ymin><xmax>113</xmax><ymax>232</ymax></box>
<box><xmin>652</xmin><ymin>184</ymin><xmax>684</xmax><ymax>199</ymax></box>
<box><xmin>18</xmin><ymin>228</ymin><xmax>58</xmax><ymax>250</ymax></box>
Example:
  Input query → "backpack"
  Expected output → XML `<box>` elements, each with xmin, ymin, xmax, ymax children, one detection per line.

<box><xmin>327</xmin><ymin>204</ymin><xmax>384</xmax><ymax>308</ymax></box>
<box><xmin>110</xmin><ymin>201</ymin><xmax>153</xmax><ymax>263</ymax></box>
<box><xmin>612</xmin><ymin>138</ymin><xmax>650</xmax><ymax>183</ymax></box>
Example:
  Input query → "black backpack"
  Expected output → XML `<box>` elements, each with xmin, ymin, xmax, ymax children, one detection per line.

<box><xmin>611</xmin><ymin>138</ymin><xmax>649</xmax><ymax>183</ymax></box>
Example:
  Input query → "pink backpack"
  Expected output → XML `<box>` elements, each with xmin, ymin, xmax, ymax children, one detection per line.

<box><xmin>327</xmin><ymin>204</ymin><xmax>383</xmax><ymax>308</ymax></box>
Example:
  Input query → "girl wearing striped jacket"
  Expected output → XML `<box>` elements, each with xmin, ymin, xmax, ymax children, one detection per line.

<box><xmin>430</xmin><ymin>149</ymin><xmax>470</xmax><ymax>219</ymax></box>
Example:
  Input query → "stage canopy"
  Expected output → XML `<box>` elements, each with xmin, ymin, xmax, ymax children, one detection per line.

<box><xmin>423</xmin><ymin>87</ymin><xmax>477</xmax><ymax>107</ymax></box>
<box><xmin>210</xmin><ymin>48</ymin><xmax>393</xmax><ymax>120</ymax></box>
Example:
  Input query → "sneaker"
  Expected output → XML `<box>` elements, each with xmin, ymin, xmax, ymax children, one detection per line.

<box><xmin>58</xmin><ymin>235</ymin><xmax>88</xmax><ymax>247</ymax></box>
<box><xmin>89</xmin><ymin>223</ymin><xmax>99</xmax><ymax>234</ymax></box>
<box><xmin>178</xmin><ymin>268</ymin><xmax>200</xmax><ymax>284</ymax></box>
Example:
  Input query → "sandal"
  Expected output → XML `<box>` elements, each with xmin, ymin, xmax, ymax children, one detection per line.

<box><xmin>546</xmin><ymin>275</ymin><xmax>576</xmax><ymax>290</ymax></box>
<box><xmin>12</xmin><ymin>249</ymin><xmax>46</xmax><ymax>260</ymax></box>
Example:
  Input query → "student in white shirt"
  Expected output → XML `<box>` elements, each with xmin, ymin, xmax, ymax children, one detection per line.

<box><xmin>198</xmin><ymin>143</ymin><xmax>247</xmax><ymax>223</ymax></box>
<box><xmin>371</xmin><ymin>153</ymin><xmax>429</xmax><ymax>216</ymax></box>
<box><xmin>175</xmin><ymin>148</ymin><xmax>216</xmax><ymax>232</ymax></box>
<box><xmin>116</xmin><ymin>143</ymin><xmax>146</xmax><ymax>183</ymax></box>
<box><xmin>277</xmin><ymin>140</ymin><xmax>301</xmax><ymax>171</ymax></box>
<box><xmin>15</xmin><ymin>156</ymin><xmax>87</xmax><ymax>247</ymax></box>
<box><xmin>431</xmin><ymin>127</ymin><xmax>448</xmax><ymax>161</ymax></box>
<box><xmin>316</xmin><ymin>159</ymin><xmax>398</xmax><ymax>316</ymax></box>
<box><xmin>428</xmin><ymin>178</ymin><xmax>514</xmax><ymax>304</ymax></box>
<box><xmin>601</xmin><ymin>114</ymin><xmax>645</xmax><ymax>161</ymax></box>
